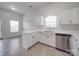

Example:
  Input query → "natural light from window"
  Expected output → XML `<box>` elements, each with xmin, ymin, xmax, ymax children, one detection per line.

<box><xmin>10</xmin><ymin>20</ymin><xmax>19</xmax><ymax>32</ymax></box>
<box><xmin>45</xmin><ymin>16</ymin><xmax>57</xmax><ymax>28</ymax></box>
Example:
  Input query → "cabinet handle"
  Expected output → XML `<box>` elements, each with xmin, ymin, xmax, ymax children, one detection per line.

<box><xmin>70</xmin><ymin>20</ymin><xmax>72</xmax><ymax>24</ymax></box>
<box><xmin>75</xmin><ymin>39</ymin><xmax>77</xmax><ymax>41</ymax></box>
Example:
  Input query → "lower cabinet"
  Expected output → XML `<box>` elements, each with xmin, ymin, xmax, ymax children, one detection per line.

<box><xmin>74</xmin><ymin>44</ymin><xmax>79</xmax><ymax>56</ymax></box>
<box><xmin>22</xmin><ymin>32</ymin><xmax>37</xmax><ymax>49</ymax></box>
<box><xmin>22</xmin><ymin>33</ymin><xmax>29</xmax><ymax>49</ymax></box>
<box><xmin>38</xmin><ymin>31</ymin><xmax>56</xmax><ymax>47</ymax></box>
<box><xmin>70</xmin><ymin>35</ymin><xmax>79</xmax><ymax>56</ymax></box>
<box><xmin>22</xmin><ymin>30</ymin><xmax>56</xmax><ymax>49</ymax></box>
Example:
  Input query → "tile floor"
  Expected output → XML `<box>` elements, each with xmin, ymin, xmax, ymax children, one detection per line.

<box><xmin>0</xmin><ymin>37</ymin><xmax>70</xmax><ymax>56</ymax></box>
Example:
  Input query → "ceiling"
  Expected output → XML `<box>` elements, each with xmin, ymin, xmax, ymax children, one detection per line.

<box><xmin>0</xmin><ymin>2</ymin><xmax>79</xmax><ymax>15</ymax></box>
<box><xmin>0</xmin><ymin>2</ymin><xmax>49</xmax><ymax>15</ymax></box>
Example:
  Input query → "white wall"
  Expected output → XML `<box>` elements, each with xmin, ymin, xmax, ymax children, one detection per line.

<box><xmin>23</xmin><ymin>3</ymin><xmax>79</xmax><ymax>33</ymax></box>
<box><xmin>23</xmin><ymin>9</ymin><xmax>42</xmax><ymax>32</ymax></box>
<box><xmin>34</xmin><ymin>3</ymin><xmax>79</xmax><ymax>31</ymax></box>
<box><xmin>0</xmin><ymin>8</ymin><xmax>23</xmax><ymax>38</ymax></box>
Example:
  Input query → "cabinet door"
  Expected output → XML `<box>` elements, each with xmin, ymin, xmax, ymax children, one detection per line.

<box><xmin>76</xmin><ymin>8</ymin><xmax>79</xmax><ymax>24</ymax></box>
<box><xmin>57</xmin><ymin>13</ymin><xmax>62</xmax><ymax>24</ymax></box>
<box><xmin>74</xmin><ymin>39</ymin><xmax>79</xmax><ymax>56</ymax></box>
<box><xmin>22</xmin><ymin>33</ymin><xmax>29</xmax><ymax>49</ymax></box>
<box><xmin>69</xmin><ymin>8</ymin><xmax>78</xmax><ymax>24</ymax></box>
<box><xmin>60</xmin><ymin>10</ymin><xmax>70</xmax><ymax>24</ymax></box>
<box><xmin>71</xmin><ymin>36</ymin><xmax>79</xmax><ymax>56</ymax></box>
<box><xmin>0</xmin><ymin>20</ymin><xmax>1</xmax><ymax>38</ymax></box>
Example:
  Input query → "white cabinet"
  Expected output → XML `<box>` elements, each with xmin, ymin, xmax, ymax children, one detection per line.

<box><xmin>69</xmin><ymin>8</ymin><xmax>79</xmax><ymax>24</ymax></box>
<box><xmin>70</xmin><ymin>35</ymin><xmax>77</xmax><ymax>55</ymax></box>
<box><xmin>22</xmin><ymin>32</ymin><xmax>37</xmax><ymax>49</ymax></box>
<box><xmin>22</xmin><ymin>30</ymin><xmax>56</xmax><ymax>49</ymax></box>
<box><xmin>22</xmin><ymin>33</ymin><xmax>29</xmax><ymax>49</ymax></box>
<box><xmin>59</xmin><ymin>10</ymin><xmax>70</xmax><ymax>24</ymax></box>
<box><xmin>58</xmin><ymin>8</ymin><xmax>79</xmax><ymax>24</ymax></box>
<box><xmin>39</xmin><ymin>31</ymin><xmax>56</xmax><ymax>47</ymax></box>
<box><xmin>0</xmin><ymin>20</ymin><xmax>1</xmax><ymax>38</ymax></box>
<box><xmin>70</xmin><ymin>35</ymin><xmax>79</xmax><ymax>56</ymax></box>
<box><xmin>73</xmin><ymin>39</ymin><xmax>79</xmax><ymax>56</ymax></box>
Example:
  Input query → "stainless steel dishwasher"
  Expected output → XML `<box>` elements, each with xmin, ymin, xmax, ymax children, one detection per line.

<box><xmin>56</xmin><ymin>33</ymin><xmax>71</xmax><ymax>53</ymax></box>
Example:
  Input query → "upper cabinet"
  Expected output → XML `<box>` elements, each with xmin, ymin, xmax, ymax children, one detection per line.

<box><xmin>60</xmin><ymin>10</ymin><xmax>70</xmax><ymax>24</ymax></box>
<box><xmin>58</xmin><ymin>8</ymin><xmax>79</xmax><ymax>24</ymax></box>
<box><xmin>69</xmin><ymin>8</ymin><xmax>78</xmax><ymax>24</ymax></box>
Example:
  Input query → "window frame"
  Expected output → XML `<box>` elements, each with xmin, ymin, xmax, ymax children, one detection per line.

<box><xmin>10</xmin><ymin>20</ymin><xmax>19</xmax><ymax>32</ymax></box>
<box><xmin>44</xmin><ymin>16</ymin><xmax>57</xmax><ymax>28</ymax></box>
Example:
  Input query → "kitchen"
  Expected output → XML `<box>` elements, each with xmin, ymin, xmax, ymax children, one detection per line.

<box><xmin>0</xmin><ymin>2</ymin><xmax>79</xmax><ymax>56</ymax></box>
<box><xmin>22</xmin><ymin>2</ymin><xmax>79</xmax><ymax>56</ymax></box>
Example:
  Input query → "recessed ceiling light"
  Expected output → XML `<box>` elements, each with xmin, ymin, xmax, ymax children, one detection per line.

<box><xmin>11</xmin><ymin>7</ymin><xmax>16</xmax><ymax>10</ymax></box>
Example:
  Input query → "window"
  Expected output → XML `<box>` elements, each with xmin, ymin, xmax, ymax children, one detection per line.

<box><xmin>45</xmin><ymin>16</ymin><xmax>57</xmax><ymax>28</ymax></box>
<box><xmin>10</xmin><ymin>20</ymin><xmax>19</xmax><ymax>32</ymax></box>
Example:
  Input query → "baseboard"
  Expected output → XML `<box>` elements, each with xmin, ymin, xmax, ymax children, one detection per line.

<box><xmin>27</xmin><ymin>41</ymin><xmax>55</xmax><ymax>50</ymax></box>
<box><xmin>27</xmin><ymin>42</ymin><xmax>38</xmax><ymax>49</ymax></box>
<box><xmin>38</xmin><ymin>42</ymin><xmax>56</xmax><ymax>49</ymax></box>
<box><xmin>1</xmin><ymin>35</ymin><xmax>22</xmax><ymax>39</ymax></box>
